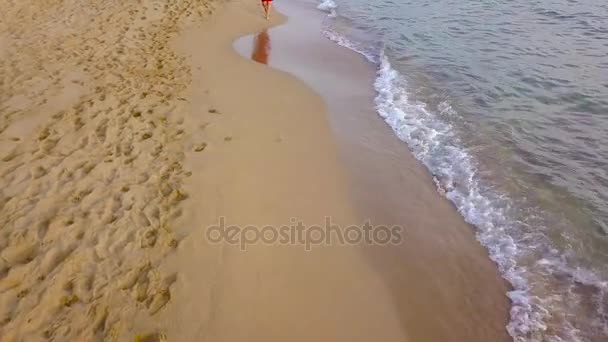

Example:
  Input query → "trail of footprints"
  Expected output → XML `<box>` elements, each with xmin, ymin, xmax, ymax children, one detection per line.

<box><xmin>0</xmin><ymin>0</ymin><xmax>219</xmax><ymax>340</ymax></box>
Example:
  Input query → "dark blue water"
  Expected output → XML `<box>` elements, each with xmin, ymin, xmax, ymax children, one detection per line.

<box><xmin>315</xmin><ymin>0</ymin><xmax>608</xmax><ymax>340</ymax></box>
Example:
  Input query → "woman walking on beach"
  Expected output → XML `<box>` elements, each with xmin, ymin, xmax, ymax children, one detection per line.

<box><xmin>261</xmin><ymin>0</ymin><xmax>272</xmax><ymax>20</ymax></box>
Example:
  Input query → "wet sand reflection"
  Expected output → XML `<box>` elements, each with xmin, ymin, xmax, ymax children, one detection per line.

<box><xmin>251</xmin><ymin>30</ymin><xmax>271</xmax><ymax>65</ymax></box>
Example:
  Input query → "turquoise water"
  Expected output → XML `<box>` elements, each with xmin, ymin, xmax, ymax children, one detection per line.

<box><xmin>315</xmin><ymin>0</ymin><xmax>608</xmax><ymax>340</ymax></box>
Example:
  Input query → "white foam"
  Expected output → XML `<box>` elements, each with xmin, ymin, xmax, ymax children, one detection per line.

<box><xmin>321</xmin><ymin>22</ymin><xmax>608</xmax><ymax>342</ymax></box>
<box><xmin>322</xmin><ymin>28</ymin><xmax>378</xmax><ymax>63</ymax></box>
<box><xmin>321</xmin><ymin>27</ymin><xmax>549</xmax><ymax>340</ymax></box>
<box><xmin>374</xmin><ymin>49</ymin><xmax>556</xmax><ymax>342</ymax></box>
<box><xmin>317</xmin><ymin>0</ymin><xmax>337</xmax><ymax>18</ymax></box>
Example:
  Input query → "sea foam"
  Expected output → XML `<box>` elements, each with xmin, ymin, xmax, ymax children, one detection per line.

<box><xmin>321</xmin><ymin>21</ymin><xmax>548</xmax><ymax>342</ymax></box>
<box><xmin>317</xmin><ymin>1</ymin><xmax>608</xmax><ymax>340</ymax></box>
<box><xmin>317</xmin><ymin>0</ymin><xmax>337</xmax><ymax>17</ymax></box>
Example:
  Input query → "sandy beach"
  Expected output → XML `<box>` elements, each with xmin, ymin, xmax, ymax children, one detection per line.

<box><xmin>1</xmin><ymin>0</ymin><xmax>510</xmax><ymax>341</ymax></box>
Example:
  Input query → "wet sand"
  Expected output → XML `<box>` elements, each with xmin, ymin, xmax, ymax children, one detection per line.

<box><xmin>235</xmin><ymin>1</ymin><xmax>512</xmax><ymax>341</ymax></box>
<box><xmin>154</xmin><ymin>2</ymin><xmax>411</xmax><ymax>341</ymax></box>
<box><xmin>1</xmin><ymin>0</ymin><xmax>510</xmax><ymax>340</ymax></box>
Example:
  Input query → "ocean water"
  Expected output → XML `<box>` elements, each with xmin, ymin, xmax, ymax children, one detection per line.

<box><xmin>315</xmin><ymin>0</ymin><xmax>608</xmax><ymax>341</ymax></box>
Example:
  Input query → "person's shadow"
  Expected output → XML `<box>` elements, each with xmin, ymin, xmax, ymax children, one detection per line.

<box><xmin>251</xmin><ymin>30</ymin><xmax>271</xmax><ymax>65</ymax></box>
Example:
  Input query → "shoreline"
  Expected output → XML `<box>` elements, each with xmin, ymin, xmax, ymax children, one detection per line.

<box><xmin>154</xmin><ymin>1</ymin><xmax>412</xmax><ymax>341</ymax></box>
<box><xmin>234</xmin><ymin>1</ymin><xmax>512</xmax><ymax>341</ymax></box>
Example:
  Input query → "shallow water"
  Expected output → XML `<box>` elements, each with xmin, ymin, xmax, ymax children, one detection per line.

<box><xmin>314</xmin><ymin>0</ymin><xmax>608</xmax><ymax>340</ymax></box>
<box><xmin>235</xmin><ymin>4</ymin><xmax>513</xmax><ymax>340</ymax></box>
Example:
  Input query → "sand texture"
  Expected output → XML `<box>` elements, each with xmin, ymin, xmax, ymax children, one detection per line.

<box><xmin>0</xmin><ymin>0</ymin><xmax>220</xmax><ymax>340</ymax></box>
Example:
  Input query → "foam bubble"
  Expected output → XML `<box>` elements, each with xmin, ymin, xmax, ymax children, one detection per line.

<box><xmin>322</xmin><ymin>28</ymin><xmax>378</xmax><ymax>63</ymax></box>
<box><xmin>317</xmin><ymin>0</ymin><xmax>337</xmax><ymax>18</ymax></box>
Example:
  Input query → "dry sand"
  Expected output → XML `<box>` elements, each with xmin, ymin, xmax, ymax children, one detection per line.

<box><xmin>1</xmin><ymin>0</ymin><xmax>510</xmax><ymax>341</ymax></box>
<box><xmin>0</xmin><ymin>0</ymin><xmax>220</xmax><ymax>340</ymax></box>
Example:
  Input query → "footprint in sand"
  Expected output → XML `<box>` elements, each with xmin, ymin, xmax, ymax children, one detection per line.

<box><xmin>193</xmin><ymin>143</ymin><xmax>207</xmax><ymax>152</ymax></box>
<box><xmin>134</xmin><ymin>332</ymin><xmax>168</xmax><ymax>342</ymax></box>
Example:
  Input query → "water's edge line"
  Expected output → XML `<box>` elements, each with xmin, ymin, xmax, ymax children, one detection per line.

<box><xmin>315</xmin><ymin>4</ymin><xmax>537</xmax><ymax>342</ymax></box>
<box><xmin>234</xmin><ymin>3</ymin><xmax>523</xmax><ymax>341</ymax></box>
